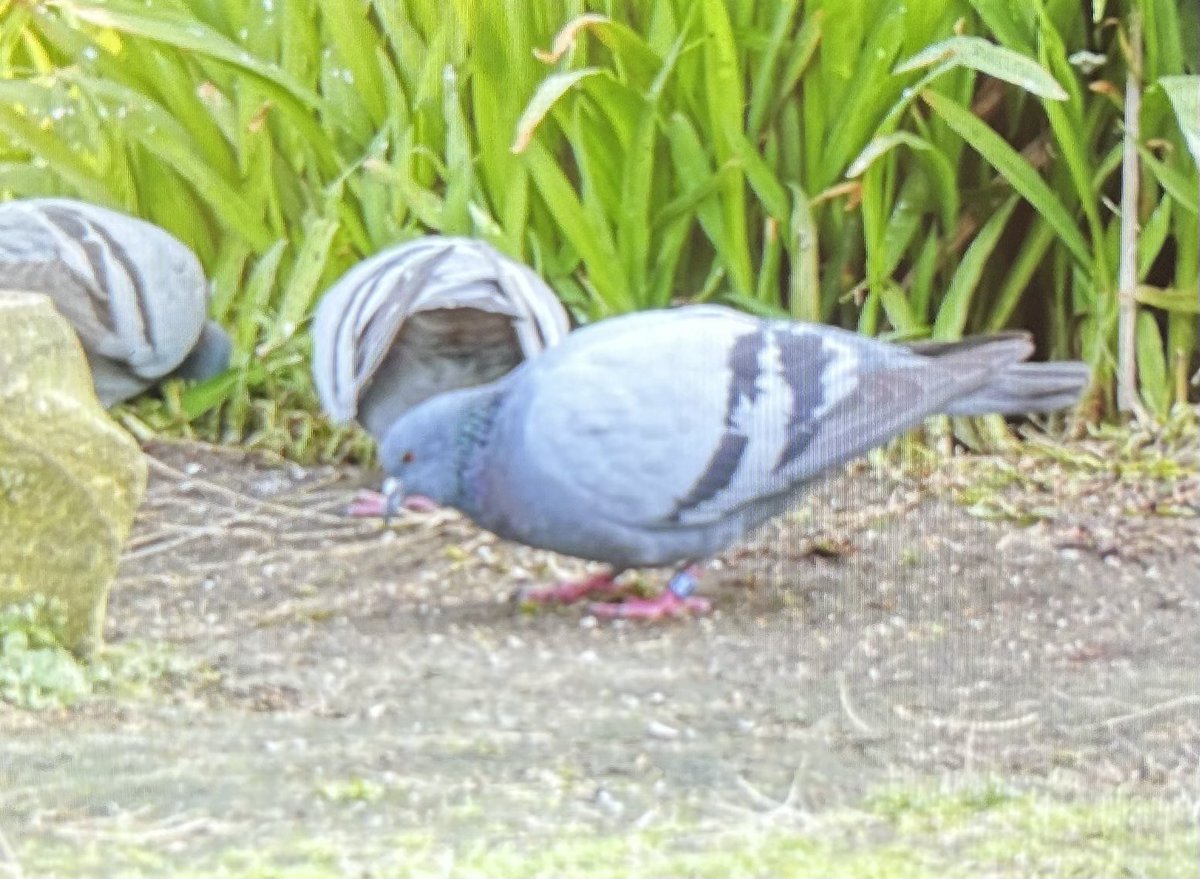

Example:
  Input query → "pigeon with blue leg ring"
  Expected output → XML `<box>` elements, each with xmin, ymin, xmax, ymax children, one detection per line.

<box><xmin>378</xmin><ymin>305</ymin><xmax>1091</xmax><ymax>620</ymax></box>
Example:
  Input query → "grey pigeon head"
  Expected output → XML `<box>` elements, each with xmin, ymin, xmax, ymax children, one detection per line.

<box><xmin>311</xmin><ymin>236</ymin><xmax>569</xmax><ymax>441</ymax></box>
<box><xmin>0</xmin><ymin>197</ymin><xmax>217</xmax><ymax>406</ymax></box>
<box><xmin>379</xmin><ymin>382</ymin><xmax>505</xmax><ymax>513</ymax></box>
<box><xmin>378</xmin><ymin>305</ymin><xmax>1091</xmax><ymax>582</ymax></box>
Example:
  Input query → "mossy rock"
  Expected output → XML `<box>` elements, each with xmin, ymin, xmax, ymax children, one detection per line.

<box><xmin>0</xmin><ymin>292</ymin><xmax>146</xmax><ymax>655</ymax></box>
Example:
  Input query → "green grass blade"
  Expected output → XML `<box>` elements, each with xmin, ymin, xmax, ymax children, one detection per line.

<box><xmin>908</xmin><ymin>227</ymin><xmax>940</xmax><ymax>325</ymax></box>
<box><xmin>440</xmin><ymin>65</ymin><xmax>471</xmax><ymax>234</ymax></box>
<box><xmin>1036</xmin><ymin>13</ymin><xmax>1108</xmax><ymax>282</ymax></box>
<box><xmin>316</xmin><ymin>0</ymin><xmax>388</xmax><ymax>126</ymax></box>
<box><xmin>665</xmin><ymin>112</ymin><xmax>727</xmax><ymax>296</ymax></box>
<box><xmin>880</xmin><ymin>280</ymin><xmax>920</xmax><ymax>334</ymax></box>
<box><xmin>270</xmin><ymin>201</ymin><xmax>341</xmax><ymax>345</ymax></box>
<box><xmin>1134</xmin><ymin>285</ymin><xmax>1200</xmax><ymax>314</ymax></box>
<box><xmin>646</xmin><ymin>212</ymin><xmax>694</xmax><ymax>308</ymax></box>
<box><xmin>0</xmin><ymin>162</ymin><xmax>61</xmax><ymax>195</ymax></box>
<box><xmin>755</xmin><ymin>217</ymin><xmax>783</xmax><ymax>304</ymax></box>
<box><xmin>737</xmin><ymin>131</ymin><xmax>789</xmax><ymax>223</ymax></box>
<box><xmin>847</xmin><ymin>131</ymin><xmax>959</xmax><ymax>231</ymax></box>
<box><xmin>700</xmin><ymin>0</ymin><xmax>753</xmax><ymax>297</ymax></box>
<box><xmin>60</xmin><ymin>73</ymin><xmax>274</xmax><ymax>250</ymax></box>
<box><xmin>963</xmin><ymin>0</ymin><xmax>1036</xmax><ymax>51</ymax></box>
<box><xmin>512</xmin><ymin>69</ymin><xmax>604</xmax><ymax>154</ymax></box>
<box><xmin>523</xmin><ymin>138</ymin><xmax>632</xmax><ymax>313</ymax></box>
<box><xmin>984</xmin><ymin>216</ymin><xmax>1056</xmax><ymax>331</ymax></box>
<box><xmin>1158</xmin><ymin>75</ymin><xmax>1200</xmax><ymax>166</ymax></box>
<box><xmin>55</xmin><ymin>1</ymin><xmax>322</xmax><ymax>109</ymax></box>
<box><xmin>208</xmin><ymin>240</ymin><xmax>252</xmax><ymax>323</ymax></box>
<box><xmin>1136</xmin><ymin>309</ymin><xmax>1170</xmax><ymax>416</ymax></box>
<box><xmin>896</xmin><ymin>35</ymin><xmax>1068</xmax><ymax>99</ymax></box>
<box><xmin>1138</xmin><ymin>145</ymin><xmax>1199</xmax><ymax>216</ymax></box>
<box><xmin>223</xmin><ymin>240</ymin><xmax>288</xmax><ymax>438</ymax></box>
<box><xmin>819</xmin><ymin>1</ymin><xmax>907</xmax><ymax>187</ymax></box>
<box><xmin>652</xmin><ymin>161</ymin><xmax>735</xmax><ymax>232</ymax></box>
<box><xmin>1137</xmin><ymin>197</ymin><xmax>1173</xmax><ymax>280</ymax></box>
<box><xmin>774</xmin><ymin>9</ymin><xmax>824</xmax><ymax>123</ymax></box>
<box><xmin>533</xmin><ymin>13</ymin><xmax>661</xmax><ymax>88</ymax></box>
<box><xmin>0</xmin><ymin>83</ymin><xmax>113</xmax><ymax>205</ymax></box>
<box><xmin>858</xmin><ymin>156</ymin><xmax>888</xmax><ymax>335</ymax></box>
<box><xmin>786</xmin><ymin>184</ymin><xmax>820</xmax><ymax>321</ymax></box>
<box><xmin>617</xmin><ymin>32</ymin><xmax>685</xmax><ymax>301</ymax></box>
<box><xmin>882</xmin><ymin>179</ymin><xmax>925</xmax><ymax>278</ymax></box>
<box><xmin>922</xmin><ymin>88</ymin><xmax>1093</xmax><ymax>271</ymax></box>
<box><xmin>746</xmin><ymin>0</ymin><xmax>799</xmax><ymax>137</ymax></box>
<box><xmin>932</xmin><ymin>193</ymin><xmax>1019</xmax><ymax>339</ymax></box>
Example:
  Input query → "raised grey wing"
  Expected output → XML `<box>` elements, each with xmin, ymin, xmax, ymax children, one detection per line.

<box><xmin>311</xmin><ymin>236</ymin><xmax>569</xmax><ymax>426</ymax></box>
<box><xmin>311</xmin><ymin>239</ymin><xmax>454</xmax><ymax>421</ymax></box>
<box><xmin>492</xmin><ymin>253</ymin><xmax>571</xmax><ymax>355</ymax></box>
<box><xmin>347</xmin><ymin>245</ymin><xmax>458</xmax><ymax>405</ymax></box>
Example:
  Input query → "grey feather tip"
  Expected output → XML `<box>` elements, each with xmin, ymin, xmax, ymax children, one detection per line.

<box><xmin>171</xmin><ymin>320</ymin><xmax>232</xmax><ymax>381</ymax></box>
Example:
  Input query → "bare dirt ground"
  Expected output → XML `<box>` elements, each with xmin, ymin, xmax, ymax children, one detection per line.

<box><xmin>2</xmin><ymin>434</ymin><xmax>1198</xmax><ymax>876</ymax></box>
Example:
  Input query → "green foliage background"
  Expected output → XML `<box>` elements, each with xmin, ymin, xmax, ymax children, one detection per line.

<box><xmin>0</xmin><ymin>0</ymin><xmax>1196</xmax><ymax>457</ymax></box>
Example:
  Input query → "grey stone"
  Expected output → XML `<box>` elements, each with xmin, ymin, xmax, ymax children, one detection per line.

<box><xmin>0</xmin><ymin>292</ymin><xmax>146</xmax><ymax>654</ymax></box>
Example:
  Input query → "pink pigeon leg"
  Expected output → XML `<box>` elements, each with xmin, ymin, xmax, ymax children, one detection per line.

<box><xmin>519</xmin><ymin>570</ymin><xmax>628</xmax><ymax>606</ymax></box>
<box><xmin>586</xmin><ymin>564</ymin><xmax>712</xmax><ymax>620</ymax></box>
<box><xmin>347</xmin><ymin>489</ymin><xmax>439</xmax><ymax>517</ymax></box>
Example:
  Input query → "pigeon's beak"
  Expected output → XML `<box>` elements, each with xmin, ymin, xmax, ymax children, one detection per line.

<box><xmin>381</xmin><ymin>476</ymin><xmax>405</xmax><ymax>524</ymax></box>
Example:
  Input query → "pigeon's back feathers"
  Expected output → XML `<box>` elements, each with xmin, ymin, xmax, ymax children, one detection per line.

<box><xmin>382</xmin><ymin>305</ymin><xmax>1091</xmax><ymax>570</ymax></box>
<box><xmin>0</xmin><ymin>198</ymin><xmax>229</xmax><ymax>405</ymax></box>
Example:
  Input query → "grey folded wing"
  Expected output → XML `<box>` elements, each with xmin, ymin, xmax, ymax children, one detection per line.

<box><xmin>0</xmin><ymin>198</ymin><xmax>210</xmax><ymax>403</ymax></box>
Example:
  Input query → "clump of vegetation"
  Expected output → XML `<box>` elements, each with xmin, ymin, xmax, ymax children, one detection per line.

<box><xmin>901</xmin><ymin>404</ymin><xmax>1200</xmax><ymax>522</ymax></box>
<box><xmin>0</xmin><ymin>1</ymin><xmax>1195</xmax><ymax>461</ymax></box>
<box><xmin>0</xmin><ymin>595</ymin><xmax>200</xmax><ymax>710</ymax></box>
<box><xmin>0</xmin><ymin>596</ymin><xmax>90</xmax><ymax>709</ymax></box>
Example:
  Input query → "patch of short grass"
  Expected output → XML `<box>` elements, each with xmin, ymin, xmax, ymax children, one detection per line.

<box><xmin>864</xmin><ymin>779</ymin><xmax>1199</xmax><ymax>876</ymax></box>
<box><xmin>0</xmin><ymin>596</ymin><xmax>204</xmax><ymax>710</ymax></box>
<box><xmin>14</xmin><ymin>780</ymin><xmax>1197</xmax><ymax>878</ymax></box>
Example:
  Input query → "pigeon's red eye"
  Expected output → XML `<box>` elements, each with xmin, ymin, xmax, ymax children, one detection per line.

<box><xmin>402</xmin><ymin>451</ymin><xmax>415</xmax><ymax>464</ymax></box>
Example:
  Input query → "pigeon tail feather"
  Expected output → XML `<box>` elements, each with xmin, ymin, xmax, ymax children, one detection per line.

<box><xmin>943</xmin><ymin>361</ymin><xmax>1092</xmax><ymax>416</ymax></box>
<box><xmin>909</xmin><ymin>333</ymin><xmax>1090</xmax><ymax>416</ymax></box>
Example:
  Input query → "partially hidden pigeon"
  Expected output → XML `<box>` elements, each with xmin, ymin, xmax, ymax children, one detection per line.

<box><xmin>0</xmin><ymin>197</ymin><xmax>231</xmax><ymax>406</ymax></box>
<box><xmin>378</xmin><ymin>305</ymin><xmax>1091</xmax><ymax>619</ymax></box>
<box><xmin>311</xmin><ymin>236</ymin><xmax>570</xmax><ymax>442</ymax></box>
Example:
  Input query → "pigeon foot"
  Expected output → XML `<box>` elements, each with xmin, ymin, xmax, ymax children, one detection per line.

<box><xmin>518</xmin><ymin>571</ymin><xmax>626</xmax><ymax>606</ymax></box>
<box><xmin>347</xmin><ymin>489</ymin><xmax>438</xmax><ymax>517</ymax></box>
<box><xmin>587</xmin><ymin>590</ymin><xmax>712</xmax><ymax>620</ymax></box>
<box><xmin>348</xmin><ymin>489</ymin><xmax>387</xmax><ymax>517</ymax></box>
<box><xmin>585</xmin><ymin>564</ymin><xmax>710</xmax><ymax>620</ymax></box>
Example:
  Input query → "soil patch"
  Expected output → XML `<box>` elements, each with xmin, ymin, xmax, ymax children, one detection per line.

<box><xmin>2</xmin><ymin>438</ymin><xmax>1197</xmax><ymax>874</ymax></box>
